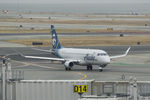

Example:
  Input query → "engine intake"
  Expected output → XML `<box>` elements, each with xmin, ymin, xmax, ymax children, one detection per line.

<box><xmin>64</xmin><ymin>61</ymin><xmax>74</xmax><ymax>68</ymax></box>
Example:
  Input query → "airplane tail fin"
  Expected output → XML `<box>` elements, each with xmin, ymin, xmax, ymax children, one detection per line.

<box><xmin>51</xmin><ymin>25</ymin><xmax>62</xmax><ymax>50</ymax></box>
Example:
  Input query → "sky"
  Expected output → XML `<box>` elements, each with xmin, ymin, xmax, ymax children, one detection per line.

<box><xmin>1</xmin><ymin>0</ymin><xmax>150</xmax><ymax>4</ymax></box>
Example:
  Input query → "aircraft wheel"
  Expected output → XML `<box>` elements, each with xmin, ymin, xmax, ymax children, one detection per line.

<box><xmin>65</xmin><ymin>67</ymin><xmax>68</xmax><ymax>71</ymax></box>
<box><xmin>87</xmin><ymin>65</ymin><xmax>92</xmax><ymax>70</ymax></box>
<box><xmin>89</xmin><ymin>65</ymin><xmax>93</xmax><ymax>70</ymax></box>
<box><xmin>65</xmin><ymin>67</ymin><xmax>71</xmax><ymax>71</ymax></box>
<box><xmin>87</xmin><ymin>66</ymin><xmax>90</xmax><ymax>70</ymax></box>
<box><xmin>99</xmin><ymin>67</ymin><xmax>103</xmax><ymax>72</ymax></box>
<box><xmin>68</xmin><ymin>68</ymin><xmax>71</xmax><ymax>70</ymax></box>
<box><xmin>99</xmin><ymin>69</ymin><xmax>103</xmax><ymax>72</ymax></box>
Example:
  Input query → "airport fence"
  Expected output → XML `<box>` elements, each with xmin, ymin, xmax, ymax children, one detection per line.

<box><xmin>0</xmin><ymin>81</ymin><xmax>1</xmax><ymax>99</ymax></box>
<box><xmin>138</xmin><ymin>82</ymin><xmax>150</xmax><ymax>100</ymax></box>
<box><xmin>92</xmin><ymin>81</ymin><xmax>129</xmax><ymax>97</ymax></box>
<box><xmin>138</xmin><ymin>82</ymin><xmax>150</xmax><ymax>96</ymax></box>
<box><xmin>92</xmin><ymin>81</ymin><xmax>150</xmax><ymax>100</ymax></box>
<box><xmin>1</xmin><ymin>80</ymin><xmax>150</xmax><ymax>100</ymax></box>
<box><xmin>7</xmin><ymin>80</ymin><xmax>92</xmax><ymax>100</ymax></box>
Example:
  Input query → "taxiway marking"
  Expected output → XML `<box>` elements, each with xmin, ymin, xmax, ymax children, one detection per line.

<box><xmin>75</xmin><ymin>72</ymin><xmax>87</xmax><ymax>80</ymax></box>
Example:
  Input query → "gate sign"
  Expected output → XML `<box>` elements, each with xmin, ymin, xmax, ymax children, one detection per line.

<box><xmin>74</xmin><ymin>85</ymin><xmax>87</xmax><ymax>93</ymax></box>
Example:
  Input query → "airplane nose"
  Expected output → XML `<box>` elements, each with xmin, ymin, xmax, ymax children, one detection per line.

<box><xmin>104</xmin><ymin>56</ymin><xmax>110</xmax><ymax>64</ymax></box>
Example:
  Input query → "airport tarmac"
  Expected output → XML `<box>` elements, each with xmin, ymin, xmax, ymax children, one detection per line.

<box><xmin>0</xmin><ymin>32</ymin><xmax>150</xmax><ymax>41</ymax></box>
<box><xmin>0</xmin><ymin>46</ymin><xmax>150</xmax><ymax>81</ymax></box>
<box><xmin>1</xmin><ymin>22</ymin><xmax>150</xmax><ymax>31</ymax></box>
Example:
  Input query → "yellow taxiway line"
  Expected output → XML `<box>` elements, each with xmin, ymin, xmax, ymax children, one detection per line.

<box><xmin>75</xmin><ymin>72</ymin><xmax>87</xmax><ymax>80</ymax></box>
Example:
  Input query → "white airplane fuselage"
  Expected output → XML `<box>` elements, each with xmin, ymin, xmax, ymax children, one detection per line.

<box><xmin>56</xmin><ymin>48</ymin><xmax>110</xmax><ymax>66</ymax></box>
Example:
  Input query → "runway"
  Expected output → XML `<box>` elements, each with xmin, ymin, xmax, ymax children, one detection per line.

<box><xmin>0</xmin><ymin>46</ymin><xmax>150</xmax><ymax>81</ymax></box>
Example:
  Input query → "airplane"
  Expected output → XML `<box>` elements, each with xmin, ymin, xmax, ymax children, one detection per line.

<box><xmin>24</xmin><ymin>25</ymin><xmax>130</xmax><ymax>72</ymax></box>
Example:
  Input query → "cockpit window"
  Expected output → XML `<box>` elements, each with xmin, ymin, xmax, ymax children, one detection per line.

<box><xmin>97</xmin><ymin>53</ymin><xmax>107</xmax><ymax>56</ymax></box>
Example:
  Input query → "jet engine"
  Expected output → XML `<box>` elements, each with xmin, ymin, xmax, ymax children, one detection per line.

<box><xmin>100</xmin><ymin>64</ymin><xmax>107</xmax><ymax>68</ymax></box>
<box><xmin>64</xmin><ymin>61</ymin><xmax>74</xmax><ymax>68</ymax></box>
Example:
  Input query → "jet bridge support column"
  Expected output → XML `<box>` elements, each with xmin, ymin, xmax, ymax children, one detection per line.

<box><xmin>6</xmin><ymin>59</ymin><xmax>12</xmax><ymax>81</ymax></box>
<box><xmin>1</xmin><ymin>59</ymin><xmax>6</xmax><ymax>100</ymax></box>
<box><xmin>129</xmin><ymin>77</ymin><xmax>138</xmax><ymax>100</ymax></box>
<box><xmin>1</xmin><ymin>58</ymin><xmax>12</xmax><ymax>100</ymax></box>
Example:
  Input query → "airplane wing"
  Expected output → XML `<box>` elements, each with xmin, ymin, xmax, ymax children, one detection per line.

<box><xmin>24</xmin><ymin>55</ymin><xmax>80</xmax><ymax>63</ymax></box>
<box><xmin>110</xmin><ymin>47</ymin><xmax>131</xmax><ymax>59</ymax></box>
<box><xmin>24</xmin><ymin>55</ymin><xmax>65</xmax><ymax>61</ymax></box>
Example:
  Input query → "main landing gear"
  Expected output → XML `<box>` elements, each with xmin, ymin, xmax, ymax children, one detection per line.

<box><xmin>65</xmin><ymin>67</ymin><xmax>71</xmax><ymax>71</ymax></box>
<box><xmin>87</xmin><ymin>65</ymin><xmax>93</xmax><ymax>70</ymax></box>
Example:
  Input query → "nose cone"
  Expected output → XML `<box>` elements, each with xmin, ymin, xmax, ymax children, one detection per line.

<box><xmin>104</xmin><ymin>56</ymin><xmax>110</xmax><ymax>64</ymax></box>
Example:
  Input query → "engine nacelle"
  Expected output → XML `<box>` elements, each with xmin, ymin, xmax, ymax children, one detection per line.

<box><xmin>100</xmin><ymin>64</ymin><xmax>107</xmax><ymax>68</ymax></box>
<box><xmin>64</xmin><ymin>61</ymin><xmax>74</xmax><ymax>68</ymax></box>
<box><xmin>78</xmin><ymin>60</ymin><xmax>86</xmax><ymax>65</ymax></box>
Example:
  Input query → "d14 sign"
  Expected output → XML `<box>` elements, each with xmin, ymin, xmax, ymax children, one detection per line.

<box><xmin>74</xmin><ymin>85</ymin><xmax>87</xmax><ymax>93</ymax></box>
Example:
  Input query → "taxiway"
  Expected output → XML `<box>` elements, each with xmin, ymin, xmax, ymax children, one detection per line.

<box><xmin>0</xmin><ymin>46</ymin><xmax>150</xmax><ymax>81</ymax></box>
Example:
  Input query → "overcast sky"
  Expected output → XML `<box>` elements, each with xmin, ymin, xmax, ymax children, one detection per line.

<box><xmin>1</xmin><ymin>0</ymin><xmax>150</xmax><ymax>4</ymax></box>
<box><xmin>0</xmin><ymin>0</ymin><xmax>150</xmax><ymax>3</ymax></box>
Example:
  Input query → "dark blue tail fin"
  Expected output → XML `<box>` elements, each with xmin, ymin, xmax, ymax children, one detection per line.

<box><xmin>51</xmin><ymin>25</ymin><xmax>62</xmax><ymax>50</ymax></box>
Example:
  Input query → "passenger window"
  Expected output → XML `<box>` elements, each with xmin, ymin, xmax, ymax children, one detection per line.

<box><xmin>97</xmin><ymin>53</ymin><xmax>107</xmax><ymax>56</ymax></box>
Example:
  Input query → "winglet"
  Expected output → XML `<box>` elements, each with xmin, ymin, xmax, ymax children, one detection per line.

<box><xmin>125</xmin><ymin>46</ymin><xmax>131</xmax><ymax>56</ymax></box>
<box><xmin>110</xmin><ymin>46</ymin><xmax>131</xmax><ymax>59</ymax></box>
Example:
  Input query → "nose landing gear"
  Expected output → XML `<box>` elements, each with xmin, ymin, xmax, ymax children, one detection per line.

<box><xmin>86</xmin><ymin>64</ymin><xmax>107</xmax><ymax>72</ymax></box>
<box><xmin>99</xmin><ymin>67</ymin><xmax>103</xmax><ymax>72</ymax></box>
<box><xmin>99</xmin><ymin>64</ymin><xmax>107</xmax><ymax>72</ymax></box>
